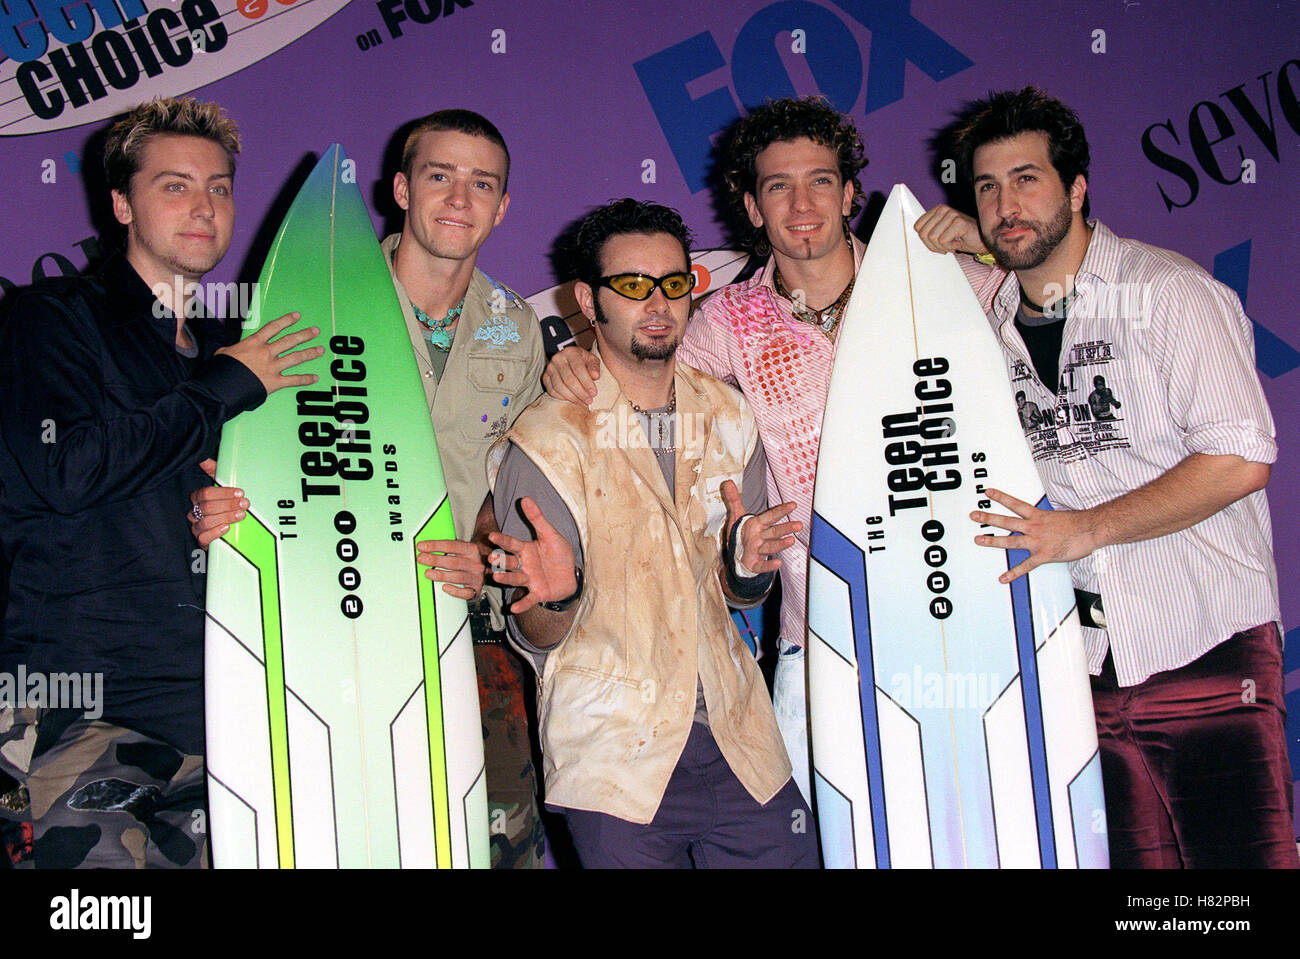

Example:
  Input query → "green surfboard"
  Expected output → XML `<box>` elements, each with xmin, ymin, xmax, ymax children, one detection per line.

<box><xmin>204</xmin><ymin>145</ymin><xmax>488</xmax><ymax>869</ymax></box>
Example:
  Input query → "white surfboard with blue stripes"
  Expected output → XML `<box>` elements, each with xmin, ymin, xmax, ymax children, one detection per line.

<box><xmin>807</xmin><ymin>184</ymin><xmax>1108</xmax><ymax>869</ymax></box>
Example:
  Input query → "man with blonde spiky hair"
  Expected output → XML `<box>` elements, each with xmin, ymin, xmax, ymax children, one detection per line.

<box><xmin>384</xmin><ymin>107</ymin><xmax>546</xmax><ymax>870</ymax></box>
<box><xmin>0</xmin><ymin>96</ymin><xmax>319</xmax><ymax>868</ymax></box>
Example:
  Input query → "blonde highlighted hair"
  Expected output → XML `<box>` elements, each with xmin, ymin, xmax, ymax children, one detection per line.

<box><xmin>104</xmin><ymin>97</ymin><xmax>241</xmax><ymax>195</ymax></box>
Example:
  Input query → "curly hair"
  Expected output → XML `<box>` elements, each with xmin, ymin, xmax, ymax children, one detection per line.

<box><xmin>104</xmin><ymin>97</ymin><xmax>240</xmax><ymax>196</ymax></box>
<box><xmin>571</xmin><ymin>198</ymin><xmax>693</xmax><ymax>289</ymax></box>
<box><xmin>400</xmin><ymin>109</ymin><xmax>511</xmax><ymax>189</ymax></box>
<box><xmin>722</xmin><ymin>96</ymin><xmax>867</xmax><ymax>253</ymax></box>
<box><xmin>950</xmin><ymin>87</ymin><xmax>1091</xmax><ymax>217</ymax></box>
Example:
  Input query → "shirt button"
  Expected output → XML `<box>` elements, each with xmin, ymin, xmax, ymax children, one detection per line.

<box><xmin>497</xmin><ymin>372</ymin><xmax>504</xmax><ymax>383</ymax></box>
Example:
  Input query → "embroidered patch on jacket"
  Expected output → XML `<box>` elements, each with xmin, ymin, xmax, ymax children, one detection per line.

<box><xmin>474</xmin><ymin>314</ymin><xmax>521</xmax><ymax>350</ymax></box>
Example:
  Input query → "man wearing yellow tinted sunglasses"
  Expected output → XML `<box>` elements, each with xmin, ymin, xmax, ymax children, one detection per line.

<box><xmin>597</xmin><ymin>270</ymin><xmax>697</xmax><ymax>302</ymax></box>
<box><xmin>543</xmin><ymin>99</ymin><xmax>867</xmax><ymax>810</ymax></box>
<box><xmin>485</xmin><ymin>199</ymin><xmax>816</xmax><ymax>868</ymax></box>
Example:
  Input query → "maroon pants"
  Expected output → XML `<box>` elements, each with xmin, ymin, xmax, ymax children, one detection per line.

<box><xmin>1091</xmin><ymin>623</ymin><xmax>1298</xmax><ymax>868</ymax></box>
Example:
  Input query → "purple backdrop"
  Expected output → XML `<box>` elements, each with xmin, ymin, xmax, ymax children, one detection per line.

<box><xmin>4</xmin><ymin>0</ymin><xmax>1299</xmax><ymax>829</ymax></box>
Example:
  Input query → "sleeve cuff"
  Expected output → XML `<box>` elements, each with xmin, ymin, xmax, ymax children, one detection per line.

<box><xmin>1183</xmin><ymin>422</ymin><xmax>1277</xmax><ymax>463</ymax></box>
<box><xmin>193</xmin><ymin>353</ymin><xmax>268</xmax><ymax>417</ymax></box>
<box><xmin>725</xmin><ymin>513</ymin><xmax>775</xmax><ymax>604</ymax></box>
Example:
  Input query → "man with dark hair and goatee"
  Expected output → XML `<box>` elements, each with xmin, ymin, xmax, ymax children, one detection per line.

<box><xmin>488</xmin><ymin>199</ymin><xmax>817</xmax><ymax>868</ymax></box>
<box><xmin>916</xmin><ymin>86</ymin><xmax>1295</xmax><ymax>870</ymax></box>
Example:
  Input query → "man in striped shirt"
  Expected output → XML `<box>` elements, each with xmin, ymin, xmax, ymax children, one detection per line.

<box><xmin>916</xmin><ymin>87</ymin><xmax>1296</xmax><ymax>868</ymax></box>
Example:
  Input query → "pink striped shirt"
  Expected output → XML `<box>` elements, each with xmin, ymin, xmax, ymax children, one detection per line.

<box><xmin>679</xmin><ymin>241</ymin><xmax>863</xmax><ymax>649</ymax></box>
<box><xmin>960</xmin><ymin>222</ymin><xmax>1279</xmax><ymax>686</ymax></box>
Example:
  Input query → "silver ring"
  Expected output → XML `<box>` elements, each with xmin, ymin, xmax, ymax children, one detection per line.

<box><xmin>192</xmin><ymin>503</ymin><xmax>204</xmax><ymax>521</ymax></box>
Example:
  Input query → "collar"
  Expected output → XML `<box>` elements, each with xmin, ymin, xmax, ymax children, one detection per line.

<box><xmin>100</xmin><ymin>251</ymin><xmax>169</xmax><ymax>315</ymax></box>
<box><xmin>382</xmin><ymin>231</ymin><xmax>412</xmax><ymax>301</ymax></box>
<box><xmin>97</xmin><ymin>251</ymin><xmax>215</xmax><ymax>344</ymax></box>
<box><xmin>588</xmin><ymin>342</ymin><xmax>622</xmax><ymax>412</ymax></box>
<box><xmin>992</xmin><ymin>219</ymin><xmax>1118</xmax><ymax>324</ymax></box>
<box><xmin>382</xmin><ymin>231</ymin><xmax>487</xmax><ymax>315</ymax></box>
<box><xmin>588</xmin><ymin>344</ymin><xmax>709</xmax><ymax>414</ymax></box>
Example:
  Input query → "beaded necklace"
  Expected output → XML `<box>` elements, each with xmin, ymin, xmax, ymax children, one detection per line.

<box><xmin>412</xmin><ymin>299</ymin><xmax>464</xmax><ymax>352</ymax></box>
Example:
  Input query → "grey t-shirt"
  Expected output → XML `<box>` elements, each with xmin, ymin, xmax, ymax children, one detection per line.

<box><xmin>176</xmin><ymin>323</ymin><xmax>198</xmax><ymax>359</ymax></box>
<box><xmin>492</xmin><ymin>403</ymin><xmax>769</xmax><ymax>725</ymax></box>
<box><xmin>423</xmin><ymin>322</ymin><xmax>456</xmax><ymax>380</ymax></box>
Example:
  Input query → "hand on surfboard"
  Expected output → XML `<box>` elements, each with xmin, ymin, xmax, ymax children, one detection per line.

<box><xmin>722</xmin><ymin>480</ymin><xmax>801</xmax><ymax>575</ymax></box>
<box><xmin>914</xmin><ymin>204</ymin><xmax>989</xmax><ymax>257</ymax></box>
<box><xmin>189</xmin><ymin>458</ymin><xmax>248</xmax><ymax>549</ymax></box>
<box><xmin>971</xmin><ymin>488</ymin><xmax>1096</xmax><ymax>583</ymax></box>
<box><xmin>416</xmin><ymin>538</ymin><xmax>488</xmax><ymax>600</ymax></box>
<box><xmin>486</xmin><ymin>497</ymin><xmax>578</xmax><ymax>614</ymax></box>
<box><xmin>543</xmin><ymin>345</ymin><xmax>600</xmax><ymax>406</ymax></box>
<box><xmin>216</xmin><ymin>311</ymin><xmax>324</xmax><ymax>397</ymax></box>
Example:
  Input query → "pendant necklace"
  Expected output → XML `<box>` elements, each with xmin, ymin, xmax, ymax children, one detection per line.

<box><xmin>629</xmin><ymin>386</ymin><xmax>678</xmax><ymax>453</ymax></box>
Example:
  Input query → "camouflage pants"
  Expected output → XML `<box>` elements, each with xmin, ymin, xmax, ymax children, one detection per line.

<box><xmin>474</xmin><ymin>643</ymin><xmax>544</xmax><ymax>869</ymax></box>
<box><xmin>0</xmin><ymin>708</ymin><xmax>207</xmax><ymax>869</ymax></box>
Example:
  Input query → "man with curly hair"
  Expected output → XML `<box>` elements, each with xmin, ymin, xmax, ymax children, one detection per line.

<box><xmin>915</xmin><ymin>87</ymin><xmax>1295</xmax><ymax>869</ymax></box>
<box><xmin>545</xmin><ymin>98</ymin><xmax>868</xmax><ymax>804</ymax></box>
<box><xmin>0</xmin><ymin>97</ymin><xmax>319</xmax><ymax>867</ymax></box>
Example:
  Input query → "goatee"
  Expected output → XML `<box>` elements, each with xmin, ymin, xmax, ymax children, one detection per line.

<box><xmin>983</xmin><ymin>195</ymin><xmax>1073</xmax><ymax>272</ymax></box>
<box><xmin>593</xmin><ymin>299</ymin><xmax>678</xmax><ymax>362</ymax></box>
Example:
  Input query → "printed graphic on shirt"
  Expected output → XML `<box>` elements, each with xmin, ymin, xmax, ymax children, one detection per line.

<box><xmin>476</xmin><ymin>276</ymin><xmax>526</xmax><ymax>352</ymax></box>
<box><xmin>1015</xmin><ymin>392</ymin><xmax>1045</xmax><ymax>431</ymax></box>
<box><xmin>474</xmin><ymin>315</ymin><xmax>522</xmax><ymax>350</ymax></box>
<box><xmin>482</xmin><ymin>410</ymin><xmax>510</xmax><ymax>441</ymax></box>
<box><xmin>484</xmin><ymin>275</ymin><xmax>526</xmax><ymax>312</ymax></box>
<box><xmin>1012</xmin><ymin>338</ymin><xmax>1131</xmax><ymax>463</ymax></box>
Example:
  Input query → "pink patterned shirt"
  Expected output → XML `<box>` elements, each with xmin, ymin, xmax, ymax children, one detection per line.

<box><xmin>679</xmin><ymin>241</ymin><xmax>864</xmax><ymax>648</ymax></box>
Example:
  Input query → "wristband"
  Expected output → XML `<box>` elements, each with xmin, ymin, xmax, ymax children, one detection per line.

<box><xmin>729</xmin><ymin>514</ymin><xmax>758</xmax><ymax>578</ymax></box>
<box><xmin>541</xmin><ymin>566</ymin><xmax>583</xmax><ymax>613</ymax></box>
<box><xmin>725</xmin><ymin>514</ymin><xmax>773</xmax><ymax>602</ymax></box>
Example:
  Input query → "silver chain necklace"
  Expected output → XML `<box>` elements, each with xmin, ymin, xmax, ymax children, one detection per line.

<box><xmin>629</xmin><ymin>387</ymin><xmax>677</xmax><ymax>453</ymax></box>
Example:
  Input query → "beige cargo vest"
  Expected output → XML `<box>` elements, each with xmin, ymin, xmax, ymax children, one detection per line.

<box><xmin>490</xmin><ymin>352</ymin><xmax>792</xmax><ymax>823</ymax></box>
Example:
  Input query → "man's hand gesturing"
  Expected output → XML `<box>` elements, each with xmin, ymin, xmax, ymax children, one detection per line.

<box><xmin>721</xmin><ymin>479</ymin><xmax>801</xmax><ymax>574</ymax></box>
<box><xmin>487</xmin><ymin>497</ymin><xmax>578</xmax><ymax>614</ymax></box>
<box><xmin>217</xmin><ymin>311</ymin><xmax>322</xmax><ymax>396</ymax></box>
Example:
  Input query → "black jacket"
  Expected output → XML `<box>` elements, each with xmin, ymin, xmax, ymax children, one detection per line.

<box><xmin>0</xmin><ymin>254</ymin><xmax>264</xmax><ymax>753</ymax></box>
